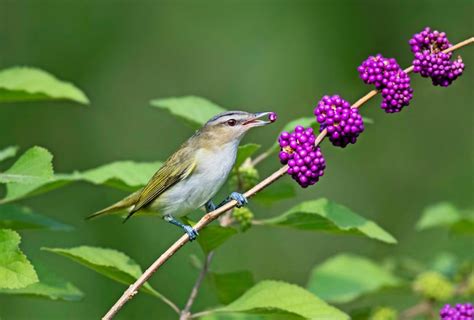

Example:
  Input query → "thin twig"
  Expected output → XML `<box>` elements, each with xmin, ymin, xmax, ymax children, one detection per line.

<box><xmin>102</xmin><ymin>36</ymin><xmax>474</xmax><ymax>320</ymax></box>
<box><xmin>159</xmin><ymin>294</ymin><xmax>181</xmax><ymax>315</ymax></box>
<box><xmin>180</xmin><ymin>252</ymin><xmax>215</xmax><ymax>320</ymax></box>
<box><xmin>400</xmin><ymin>300</ymin><xmax>434</xmax><ymax>320</ymax></box>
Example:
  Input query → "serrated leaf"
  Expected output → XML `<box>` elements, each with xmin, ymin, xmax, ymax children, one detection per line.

<box><xmin>209</xmin><ymin>270</ymin><xmax>255</xmax><ymax>304</ymax></box>
<box><xmin>0</xmin><ymin>67</ymin><xmax>89</xmax><ymax>104</ymax></box>
<box><xmin>0</xmin><ymin>146</ymin><xmax>54</xmax><ymax>201</ymax></box>
<box><xmin>259</xmin><ymin>198</ymin><xmax>396</xmax><ymax>244</ymax></box>
<box><xmin>0</xmin><ymin>204</ymin><xmax>72</xmax><ymax>231</ymax></box>
<box><xmin>416</xmin><ymin>202</ymin><xmax>474</xmax><ymax>234</ymax></box>
<box><xmin>235</xmin><ymin>144</ymin><xmax>261</xmax><ymax>168</ymax></box>
<box><xmin>254</xmin><ymin>182</ymin><xmax>295</xmax><ymax>205</ymax></box>
<box><xmin>78</xmin><ymin>160</ymin><xmax>162</xmax><ymax>191</ymax></box>
<box><xmin>0</xmin><ymin>156</ymin><xmax>163</xmax><ymax>203</ymax></box>
<box><xmin>42</xmin><ymin>246</ymin><xmax>161</xmax><ymax>298</ymax></box>
<box><xmin>0</xmin><ymin>229</ymin><xmax>38</xmax><ymax>289</ymax></box>
<box><xmin>0</xmin><ymin>263</ymin><xmax>83</xmax><ymax>301</ymax></box>
<box><xmin>307</xmin><ymin>254</ymin><xmax>401</xmax><ymax>304</ymax></box>
<box><xmin>268</xmin><ymin>117</ymin><xmax>316</xmax><ymax>154</ymax></box>
<box><xmin>0</xmin><ymin>146</ymin><xmax>18</xmax><ymax>162</ymax></box>
<box><xmin>214</xmin><ymin>280</ymin><xmax>349</xmax><ymax>319</ymax></box>
<box><xmin>197</xmin><ymin>226</ymin><xmax>238</xmax><ymax>254</ymax></box>
<box><xmin>150</xmin><ymin>96</ymin><xmax>226</xmax><ymax>129</ymax></box>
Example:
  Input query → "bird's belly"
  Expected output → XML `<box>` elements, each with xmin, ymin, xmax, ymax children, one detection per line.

<box><xmin>152</xmin><ymin>163</ymin><xmax>232</xmax><ymax>217</ymax></box>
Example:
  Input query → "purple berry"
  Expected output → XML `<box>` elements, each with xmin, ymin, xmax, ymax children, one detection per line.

<box><xmin>409</xmin><ymin>27</ymin><xmax>465</xmax><ymax>87</ymax></box>
<box><xmin>440</xmin><ymin>303</ymin><xmax>474</xmax><ymax>320</ymax></box>
<box><xmin>268</xmin><ymin>112</ymin><xmax>278</xmax><ymax>122</ymax></box>
<box><xmin>314</xmin><ymin>95</ymin><xmax>364</xmax><ymax>147</ymax></box>
<box><xmin>278</xmin><ymin>126</ymin><xmax>326</xmax><ymax>188</ymax></box>
<box><xmin>358</xmin><ymin>54</ymin><xmax>414</xmax><ymax>113</ymax></box>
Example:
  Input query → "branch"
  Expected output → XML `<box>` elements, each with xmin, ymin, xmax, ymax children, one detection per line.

<box><xmin>102</xmin><ymin>36</ymin><xmax>474</xmax><ymax>320</ymax></box>
<box><xmin>180</xmin><ymin>252</ymin><xmax>214</xmax><ymax>320</ymax></box>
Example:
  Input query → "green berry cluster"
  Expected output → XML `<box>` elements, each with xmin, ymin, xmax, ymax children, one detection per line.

<box><xmin>413</xmin><ymin>271</ymin><xmax>454</xmax><ymax>301</ymax></box>
<box><xmin>232</xmin><ymin>207</ymin><xmax>254</xmax><ymax>232</ymax></box>
<box><xmin>369</xmin><ymin>307</ymin><xmax>398</xmax><ymax>320</ymax></box>
<box><xmin>229</xmin><ymin>165</ymin><xmax>260</xmax><ymax>191</ymax></box>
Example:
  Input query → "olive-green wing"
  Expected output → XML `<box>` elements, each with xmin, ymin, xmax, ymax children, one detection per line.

<box><xmin>125</xmin><ymin>151</ymin><xmax>196</xmax><ymax>220</ymax></box>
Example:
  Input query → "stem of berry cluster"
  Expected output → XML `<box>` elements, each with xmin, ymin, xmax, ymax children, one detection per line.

<box><xmin>101</xmin><ymin>36</ymin><xmax>473</xmax><ymax>320</ymax></box>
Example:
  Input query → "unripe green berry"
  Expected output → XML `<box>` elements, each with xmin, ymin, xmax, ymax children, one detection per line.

<box><xmin>232</xmin><ymin>207</ymin><xmax>254</xmax><ymax>232</ymax></box>
<box><xmin>229</xmin><ymin>166</ymin><xmax>260</xmax><ymax>191</ymax></box>
<box><xmin>369</xmin><ymin>307</ymin><xmax>398</xmax><ymax>320</ymax></box>
<box><xmin>413</xmin><ymin>271</ymin><xmax>454</xmax><ymax>301</ymax></box>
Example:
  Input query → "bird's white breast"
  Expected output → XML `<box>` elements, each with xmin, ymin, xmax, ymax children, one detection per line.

<box><xmin>154</xmin><ymin>140</ymin><xmax>239</xmax><ymax>217</ymax></box>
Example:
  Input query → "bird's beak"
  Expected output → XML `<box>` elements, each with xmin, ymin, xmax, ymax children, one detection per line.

<box><xmin>243</xmin><ymin>112</ymin><xmax>272</xmax><ymax>127</ymax></box>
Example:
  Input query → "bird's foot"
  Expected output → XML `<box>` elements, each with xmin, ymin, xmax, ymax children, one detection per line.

<box><xmin>164</xmin><ymin>215</ymin><xmax>199</xmax><ymax>241</ymax></box>
<box><xmin>183</xmin><ymin>225</ymin><xmax>199</xmax><ymax>241</ymax></box>
<box><xmin>227</xmin><ymin>192</ymin><xmax>248</xmax><ymax>208</ymax></box>
<box><xmin>205</xmin><ymin>200</ymin><xmax>216</xmax><ymax>213</ymax></box>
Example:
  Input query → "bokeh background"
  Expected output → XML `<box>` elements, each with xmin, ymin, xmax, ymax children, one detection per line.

<box><xmin>0</xmin><ymin>0</ymin><xmax>473</xmax><ymax>319</ymax></box>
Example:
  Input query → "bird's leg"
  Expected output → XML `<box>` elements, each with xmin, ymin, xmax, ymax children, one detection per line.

<box><xmin>204</xmin><ymin>200</ymin><xmax>216</xmax><ymax>213</ymax></box>
<box><xmin>217</xmin><ymin>192</ymin><xmax>248</xmax><ymax>208</ymax></box>
<box><xmin>163</xmin><ymin>215</ymin><xmax>198</xmax><ymax>241</ymax></box>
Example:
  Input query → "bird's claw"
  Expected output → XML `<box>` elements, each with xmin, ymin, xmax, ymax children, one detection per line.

<box><xmin>205</xmin><ymin>200</ymin><xmax>216</xmax><ymax>213</ymax></box>
<box><xmin>229</xmin><ymin>192</ymin><xmax>248</xmax><ymax>208</ymax></box>
<box><xmin>183</xmin><ymin>225</ymin><xmax>199</xmax><ymax>241</ymax></box>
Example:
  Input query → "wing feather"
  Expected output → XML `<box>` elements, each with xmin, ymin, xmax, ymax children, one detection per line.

<box><xmin>126</xmin><ymin>148</ymin><xmax>196</xmax><ymax>218</ymax></box>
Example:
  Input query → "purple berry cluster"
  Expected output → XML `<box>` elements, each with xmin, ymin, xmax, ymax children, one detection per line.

<box><xmin>410</xmin><ymin>27</ymin><xmax>465</xmax><ymax>87</ymax></box>
<box><xmin>314</xmin><ymin>95</ymin><xmax>364</xmax><ymax>147</ymax></box>
<box><xmin>440</xmin><ymin>303</ymin><xmax>474</xmax><ymax>320</ymax></box>
<box><xmin>358</xmin><ymin>54</ymin><xmax>413</xmax><ymax>113</ymax></box>
<box><xmin>278</xmin><ymin>126</ymin><xmax>326</xmax><ymax>188</ymax></box>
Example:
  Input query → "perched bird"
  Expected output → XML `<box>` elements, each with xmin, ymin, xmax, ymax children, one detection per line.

<box><xmin>87</xmin><ymin>111</ymin><xmax>273</xmax><ymax>240</ymax></box>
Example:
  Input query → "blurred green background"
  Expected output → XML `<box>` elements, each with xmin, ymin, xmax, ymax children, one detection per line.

<box><xmin>0</xmin><ymin>0</ymin><xmax>473</xmax><ymax>319</ymax></box>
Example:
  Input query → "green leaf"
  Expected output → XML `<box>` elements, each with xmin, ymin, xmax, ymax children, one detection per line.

<box><xmin>42</xmin><ymin>246</ymin><xmax>161</xmax><ymax>298</ymax></box>
<box><xmin>150</xmin><ymin>96</ymin><xmax>226</xmax><ymax>129</ymax></box>
<box><xmin>0</xmin><ymin>263</ymin><xmax>83</xmax><ymax>301</ymax></box>
<box><xmin>259</xmin><ymin>198</ymin><xmax>396</xmax><ymax>244</ymax></box>
<box><xmin>0</xmin><ymin>67</ymin><xmax>89</xmax><ymax>104</ymax></box>
<box><xmin>0</xmin><ymin>146</ymin><xmax>18</xmax><ymax>162</ymax></box>
<box><xmin>235</xmin><ymin>144</ymin><xmax>261</xmax><ymax>168</ymax></box>
<box><xmin>0</xmin><ymin>155</ymin><xmax>162</xmax><ymax>202</ymax></box>
<box><xmin>77</xmin><ymin>160</ymin><xmax>162</xmax><ymax>191</ymax></box>
<box><xmin>208</xmin><ymin>270</ymin><xmax>255</xmax><ymax>304</ymax></box>
<box><xmin>0</xmin><ymin>229</ymin><xmax>38</xmax><ymax>289</ymax></box>
<box><xmin>0</xmin><ymin>204</ymin><xmax>72</xmax><ymax>231</ymax></box>
<box><xmin>362</xmin><ymin>117</ymin><xmax>374</xmax><ymax>124</ymax></box>
<box><xmin>254</xmin><ymin>182</ymin><xmax>295</xmax><ymax>205</ymax></box>
<box><xmin>416</xmin><ymin>202</ymin><xmax>474</xmax><ymax>234</ymax></box>
<box><xmin>268</xmin><ymin>117</ymin><xmax>316</xmax><ymax>154</ymax></box>
<box><xmin>214</xmin><ymin>280</ymin><xmax>349</xmax><ymax>319</ymax></box>
<box><xmin>0</xmin><ymin>146</ymin><xmax>54</xmax><ymax>201</ymax></box>
<box><xmin>201</xmin><ymin>314</ymin><xmax>264</xmax><ymax>320</ymax></box>
<box><xmin>307</xmin><ymin>254</ymin><xmax>401</xmax><ymax>304</ymax></box>
<box><xmin>197</xmin><ymin>226</ymin><xmax>238</xmax><ymax>254</ymax></box>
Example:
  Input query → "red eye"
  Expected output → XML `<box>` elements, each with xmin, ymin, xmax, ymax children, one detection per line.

<box><xmin>227</xmin><ymin>119</ymin><xmax>237</xmax><ymax>126</ymax></box>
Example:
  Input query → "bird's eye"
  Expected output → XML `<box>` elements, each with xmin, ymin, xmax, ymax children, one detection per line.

<box><xmin>227</xmin><ymin>119</ymin><xmax>237</xmax><ymax>126</ymax></box>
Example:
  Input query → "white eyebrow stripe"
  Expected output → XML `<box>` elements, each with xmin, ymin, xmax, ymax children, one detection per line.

<box><xmin>207</xmin><ymin>111</ymin><xmax>249</xmax><ymax>124</ymax></box>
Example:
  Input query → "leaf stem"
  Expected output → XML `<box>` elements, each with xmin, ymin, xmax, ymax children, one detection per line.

<box><xmin>180</xmin><ymin>252</ymin><xmax>215</xmax><ymax>320</ymax></box>
<box><xmin>101</xmin><ymin>36</ymin><xmax>473</xmax><ymax>320</ymax></box>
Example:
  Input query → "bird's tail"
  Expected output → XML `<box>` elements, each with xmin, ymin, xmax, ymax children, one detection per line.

<box><xmin>85</xmin><ymin>191</ymin><xmax>140</xmax><ymax>220</ymax></box>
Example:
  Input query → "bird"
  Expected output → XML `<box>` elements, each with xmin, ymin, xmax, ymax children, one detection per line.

<box><xmin>86</xmin><ymin>111</ymin><xmax>274</xmax><ymax>240</ymax></box>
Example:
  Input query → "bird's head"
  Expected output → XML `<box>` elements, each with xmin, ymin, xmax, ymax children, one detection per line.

<box><xmin>201</xmin><ymin>111</ymin><xmax>273</xmax><ymax>145</ymax></box>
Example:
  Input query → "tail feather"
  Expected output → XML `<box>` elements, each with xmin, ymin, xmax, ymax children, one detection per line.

<box><xmin>86</xmin><ymin>191</ymin><xmax>140</xmax><ymax>221</ymax></box>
